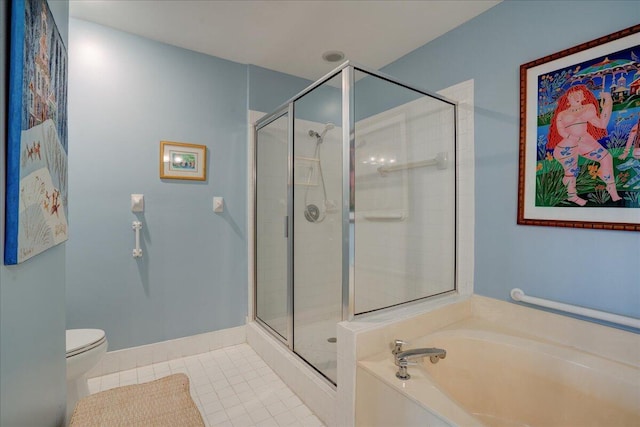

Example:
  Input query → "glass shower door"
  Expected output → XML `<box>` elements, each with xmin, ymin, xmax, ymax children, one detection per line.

<box><xmin>255</xmin><ymin>113</ymin><xmax>290</xmax><ymax>340</ymax></box>
<box><xmin>254</xmin><ymin>63</ymin><xmax>458</xmax><ymax>389</ymax></box>
<box><xmin>292</xmin><ymin>73</ymin><xmax>343</xmax><ymax>384</ymax></box>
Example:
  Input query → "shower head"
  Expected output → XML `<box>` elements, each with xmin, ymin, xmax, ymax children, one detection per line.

<box><xmin>309</xmin><ymin>122</ymin><xmax>335</xmax><ymax>143</ymax></box>
<box><xmin>318</xmin><ymin>123</ymin><xmax>335</xmax><ymax>140</ymax></box>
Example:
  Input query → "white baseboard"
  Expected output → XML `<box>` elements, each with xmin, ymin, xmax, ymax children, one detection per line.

<box><xmin>88</xmin><ymin>325</ymin><xmax>246</xmax><ymax>378</ymax></box>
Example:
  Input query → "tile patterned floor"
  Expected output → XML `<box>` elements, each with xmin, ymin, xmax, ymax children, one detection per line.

<box><xmin>88</xmin><ymin>344</ymin><xmax>325</xmax><ymax>427</ymax></box>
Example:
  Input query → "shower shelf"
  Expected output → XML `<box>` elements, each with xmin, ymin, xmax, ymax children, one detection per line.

<box><xmin>295</xmin><ymin>155</ymin><xmax>319</xmax><ymax>161</ymax></box>
<box><xmin>294</xmin><ymin>156</ymin><xmax>320</xmax><ymax>186</ymax></box>
<box><xmin>361</xmin><ymin>211</ymin><xmax>407</xmax><ymax>221</ymax></box>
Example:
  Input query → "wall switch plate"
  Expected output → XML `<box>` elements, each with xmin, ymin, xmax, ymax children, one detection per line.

<box><xmin>213</xmin><ymin>197</ymin><xmax>224</xmax><ymax>213</ymax></box>
<box><xmin>131</xmin><ymin>194</ymin><xmax>144</xmax><ymax>212</ymax></box>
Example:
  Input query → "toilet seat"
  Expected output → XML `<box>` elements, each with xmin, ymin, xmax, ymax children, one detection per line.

<box><xmin>66</xmin><ymin>329</ymin><xmax>106</xmax><ymax>358</ymax></box>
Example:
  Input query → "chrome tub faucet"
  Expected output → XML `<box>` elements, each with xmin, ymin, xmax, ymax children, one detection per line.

<box><xmin>392</xmin><ymin>339</ymin><xmax>446</xmax><ymax>380</ymax></box>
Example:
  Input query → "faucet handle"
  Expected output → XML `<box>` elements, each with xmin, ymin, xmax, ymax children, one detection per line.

<box><xmin>392</xmin><ymin>339</ymin><xmax>408</xmax><ymax>355</ymax></box>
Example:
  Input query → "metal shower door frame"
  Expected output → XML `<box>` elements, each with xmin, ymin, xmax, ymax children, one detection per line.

<box><xmin>253</xmin><ymin>107</ymin><xmax>292</xmax><ymax>348</ymax></box>
<box><xmin>253</xmin><ymin>60</ymin><xmax>458</xmax><ymax>342</ymax></box>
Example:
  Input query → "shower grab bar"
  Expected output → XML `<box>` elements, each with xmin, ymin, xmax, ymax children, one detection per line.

<box><xmin>378</xmin><ymin>152</ymin><xmax>447</xmax><ymax>176</ymax></box>
<box><xmin>510</xmin><ymin>288</ymin><xmax>640</xmax><ymax>329</ymax></box>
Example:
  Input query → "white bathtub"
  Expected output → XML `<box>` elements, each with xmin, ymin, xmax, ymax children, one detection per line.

<box><xmin>357</xmin><ymin>316</ymin><xmax>640</xmax><ymax>427</ymax></box>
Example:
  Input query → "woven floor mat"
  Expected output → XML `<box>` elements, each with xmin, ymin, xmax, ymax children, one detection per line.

<box><xmin>69</xmin><ymin>373</ymin><xmax>205</xmax><ymax>427</ymax></box>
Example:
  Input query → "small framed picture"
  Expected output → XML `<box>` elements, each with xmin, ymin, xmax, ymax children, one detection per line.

<box><xmin>160</xmin><ymin>141</ymin><xmax>207</xmax><ymax>181</ymax></box>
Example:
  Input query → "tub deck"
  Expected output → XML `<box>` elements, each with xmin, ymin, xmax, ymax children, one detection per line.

<box><xmin>357</xmin><ymin>317</ymin><xmax>640</xmax><ymax>427</ymax></box>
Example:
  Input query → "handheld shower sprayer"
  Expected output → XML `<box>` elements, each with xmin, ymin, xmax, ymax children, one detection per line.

<box><xmin>320</xmin><ymin>122</ymin><xmax>335</xmax><ymax>139</ymax></box>
<box><xmin>304</xmin><ymin>122</ymin><xmax>336</xmax><ymax>223</ymax></box>
<box><xmin>308</xmin><ymin>123</ymin><xmax>335</xmax><ymax>143</ymax></box>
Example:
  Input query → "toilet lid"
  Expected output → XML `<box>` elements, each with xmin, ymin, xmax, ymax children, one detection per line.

<box><xmin>66</xmin><ymin>329</ymin><xmax>106</xmax><ymax>357</ymax></box>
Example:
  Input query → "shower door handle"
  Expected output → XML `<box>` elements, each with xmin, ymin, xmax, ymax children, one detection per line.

<box><xmin>284</xmin><ymin>216</ymin><xmax>289</xmax><ymax>238</ymax></box>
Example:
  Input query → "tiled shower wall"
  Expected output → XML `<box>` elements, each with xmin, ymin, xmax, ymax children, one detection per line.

<box><xmin>354</xmin><ymin>95</ymin><xmax>457</xmax><ymax>313</ymax></box>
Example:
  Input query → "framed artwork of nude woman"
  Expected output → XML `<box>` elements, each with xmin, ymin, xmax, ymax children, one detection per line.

<box><xmin>518</xmin><ymin>24</ymin><xmax>640</xmax><ymax>231</ymax></box>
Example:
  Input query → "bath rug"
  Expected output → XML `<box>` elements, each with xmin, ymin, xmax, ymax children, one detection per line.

<box><xmin>69</xmin><ymin>373</ymin><xmax>205</xmax><ymax>427</ymax></box>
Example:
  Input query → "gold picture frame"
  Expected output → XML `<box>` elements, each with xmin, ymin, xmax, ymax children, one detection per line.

<box><xmin>160</xmin><ymin>141</ymin><xmax>207</xmax><ymax>181</ymax></box>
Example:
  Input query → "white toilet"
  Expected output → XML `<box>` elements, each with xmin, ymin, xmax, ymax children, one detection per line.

<box><xmin>66</xmin><ymin>329</ymin><xmax>108</xmax><ymax>422</ymax></box>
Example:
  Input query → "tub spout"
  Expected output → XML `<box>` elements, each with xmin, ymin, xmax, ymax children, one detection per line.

<box><xmin>393</xmin><ymin>347</ymin><xmax>446</xmax><ymax>380</ymax></box>
<box><xmin>391</xmin><ymin>340</ymin><xmax>446</xmax><ymax>379</ymax></box>
<box><xmin>395</xmin><ymin>347</ymin><xmax>446</xmax><ymax>366</ymax></box>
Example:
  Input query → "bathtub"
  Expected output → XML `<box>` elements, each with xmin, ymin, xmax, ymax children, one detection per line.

<box><xmin>356</xmin><ymin>317</ymin><xmax>640</xmax><ymax>427</ymax></box>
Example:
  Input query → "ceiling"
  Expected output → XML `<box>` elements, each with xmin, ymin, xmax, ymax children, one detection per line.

<box><xmin>69</xmin><ymin>0</ymin><xmax>500</xmax><ymax>82</ymax></box>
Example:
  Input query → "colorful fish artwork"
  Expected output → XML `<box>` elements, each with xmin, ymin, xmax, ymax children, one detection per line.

<box><xmin>6</xmin><ymin>0</ymin><xmax>68</xmax><ymax>264</ymax></box>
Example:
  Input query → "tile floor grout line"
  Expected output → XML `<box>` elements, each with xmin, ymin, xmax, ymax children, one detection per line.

<box><xmin>87</xmin><ymin>343</ymin><xmax>325</xmax><ymax>427</ymax></box>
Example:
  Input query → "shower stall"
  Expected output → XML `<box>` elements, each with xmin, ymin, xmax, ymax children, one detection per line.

<box><xmin>254</xmin><ymin>62</ymin><xmax>457</xmax><ymax>385</ymax></box>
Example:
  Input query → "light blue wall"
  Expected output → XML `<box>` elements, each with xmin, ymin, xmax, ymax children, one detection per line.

<box><xmin>66</xmin><ymin>19</ymin><xmax>248</xmax><ymax>350</ymax></box>
<box><xmin>64</xmin><ymin>1</ymin><xmax>639</xmax><ymax>357</ymax></box>
<box><xmin>381</xmin><ymin>0</ymin><xmax>640</xmax><ymax>325</ymax></box>
<box><xmin>1</xmin><ymin>2</ymin><xmax>69</xmax><ymax>425</ymax></box>
<box><xmin>354</xmin><ymin>71</ymin><xmax>425</xmax><ymax>121</ymax></box>
<box><xmin>248</xmin><ymin>64</ymin><xmax>342</xmax><ymax>125</ymax></box>
<box><xmin>248</xmin><ymin>64</ymin><xmax>311</xmax><ymax>114</ymax></box>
